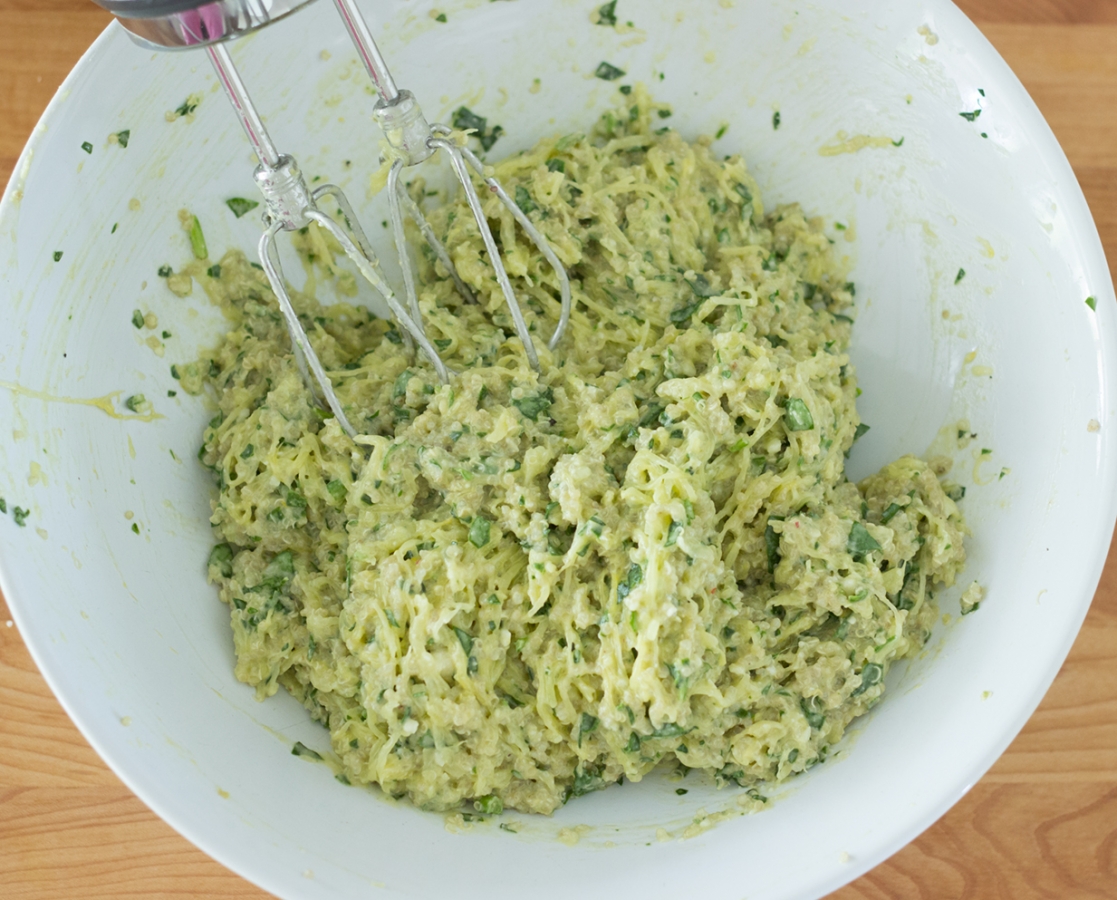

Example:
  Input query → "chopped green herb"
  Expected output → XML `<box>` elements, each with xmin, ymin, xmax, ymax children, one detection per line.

<box><xmin>131</xmin><ymin>309</ymin><xmax>144</xmax><ymax>329</ymax></box>
<box><xmin>765</xmin><ymin>522</ymin><xmax>780</xmax><ymax>573</ymax></box>
<box><xmin>474</xmin><ymin>794</ymin><xmax>503</xmax><ymax>814</ymax></box>
<box><xmin>284</xmin><ymin>487</ymin><xmax>307</xmax><ymax>510</ymax></box>
<box><xmin>208</xmin><ymin>543</ymin><xmax>234</xmax><ymax>578</ymax></box>
<box><xmin>111</xmin><ymin>223</ymin><xmax>118</xmax><ymax>234</ymax></box>
<box><xmin>52</xmin><ymin>251</ymin><xmax>63</xmax><ymax>262</ymax></box>
<box><xmin>617</xmin><ymin>563</ymin><xmax>643</xmax><ymax>602</ymax></box>
<box><xmin>675</xmin><ymin>788</ymin><xmax>688</xmax><ymax>796</ymax></box>
<box><xmin>452</xmin><ymin>625</ymin><xmax>474</xmax><ymax>656</ymax></box>
<box><xmin>124</xmin><ymin>394</ymin><xmax>145</xmax><ymax>412</ymax></box>
<box><xmin>648</xmin><ymin>722</ymin><xmax>689</xmax><ymax>739</ymax></box>
<box><xmin>595</xmin><ymin>61</ymin><xmax>626</xmax><ymax>81</ymax></box>
<box><xmin>847</xmin><ymin>521</ymin><xmax>881</xmax><ymax>559</ymax></box>
<box><xmin>116</xmin><ymin>129</ymin><xmax>130</xmax><ymax>148</ymax></box>
<box><xmin>715</xmin><ymin>123</ymin><xmax>728</xmax><ymax>139</ymax></box>
<box><xmin>670</xmin><ymin>298</ymin><xmax>705</xmax><ymax>325</ymax></box>
<box><xmin>570</xmin><ymin>764</ymin><xmax>607</xmax><ymax>798</ymax></box>
<box><xmin>0</xmin><ymin>498</ymin><xmax>5</xmax><ymax>513</ymax></box>
<box><xmin>1086</xmin><ymin>295</ymin><xmax>1097</xmax><ymax>311</ymax></box>
<box><xmin>469</xmin><ymin>516</ymin><xmax>492</xmax><ymax>548</ymax></box>
<box><xmin>514</xmin><ymin>185</ymin><xmax>538</xmax><ymax>215</ymax></box>
<box><xmin>852</xmin><ymin>662</ymin><xmax>883</xmax><ymax>696</ymax></box>
<box><xmin>131</xmin><ymin>522</ymin><xmax>140</xmax><ymax>534</ymax></box>
<box><xmin>13</xmin><ymin>506</ymin><xmax>30</xmax><ymax>527</ymax></box>
<box><xmin>512</xmin><ymin>388</ymin><xmax>554</xmax><ymax>421</ymax></box>
<box><xmin>435</xmin><ymin>12</ymin><xmax>447</xmax><ymax>22</ymax></box>
<box><xmin>665</xmin><ymin>519</ymin><xmax>683</xmax><ymax>547</ymax></box>
<box><xmin>157</xmin><ymin>264</ymin><xmax>172</xmax><ymax>278</ymax></box>
<box><xmin>853</xmin><ymin>423</ymin><xmax>870</xmax><ymax>442</ymax></box>
<box><xmin>546</xmin><ymin>158</ymin><xmax>566</xmax><ymax>173</ymax></box>
<box><xmin>555</xmin><ymin>133</ymin><xmax>582</xmax><ymax>151</ymax></box>
<box><xmin>225</xmin><ymin>197</ymin><xmax>259</xmax><ymax>218</ymax></box>
<box><xmin>687</xmin><ymin>273</ymin><xmax>717</xmax><ymax>298</ymax></box>
<box><xmin>784</xmin><ymin>398</ymin><xmax>814</xmax><ymax>431</ymax></box>
<box><xmin>175</xmin><ymin>96</ymin><xmax>199</xmax><ymax>117</ymax></box>
<box><xmin>187</xmin><ymin>215</ymin><xmax>208</xmax><ymax>259</ymax></box>
<box><xmin>452</xmin><ymin>106</ymin><xmax>487</xmax><ymax>133</ymax></box>
<box><xmin>955</xmin><ymin>268</ymin><xmax>966</xmax><ymax>284</ymax></box>
<box><xmin>291</xmin><ymin>741</ymin><xmax>322</xmax><ymax>760</ymax></box>
<box><xmin>596</xmin><ymin>0</ymin><xmax>617</xmax><ymax>26</ymax></box>
<box><xmin>326</xmin><ymin>479</ymin><xmax>347</xmax><ymax>503</ymax></box>
<box><xmin>81</xmin><ymin>141</ymin><xmax>93</xmax><ymax>154</ymax></box>
<box><xmin>479</xmin><ymin>129</ymin><xmax>505</xmax><ymax>153</ymax></box>
<box><xmin>960</xmin><ymin>109</ymin><xmax>982</xmax><ymax>122</ymax></box>
<box><xmin>452</xmin><ymin>106</ymin><xmax>504</xmax><ymax>151</ymax></box>
<box><xmin>207</xmin><ymin>264</ymin><xmax>222</xmax><ymax>278</ymax></box>
<box><xmin>772</xmin><ymin>111</ymin><xmax>781</xmax><ymax>130</ymax></box>
<box><xmin>892</xmin><ymin>136</ymin><xmax>904</xmax><ymax>147</ymax></box>
<box><xmin>880</xmin><ymin>502</ymin><xmax>903</xmax><ymax>524</ymax></box>
<box><xmin>392</xmin><ymin>369</ymin><xmax>414</xmax><ymax>400</ymax></box>
<box><xmin>801</xmin><ymin>696</ymin><xmax>825</xmax><ymax>729</ymax></box>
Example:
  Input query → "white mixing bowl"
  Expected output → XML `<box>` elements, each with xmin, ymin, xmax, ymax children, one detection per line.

<box><xmin>2</xmin><ymin>1</ymin><xmax>1114</xmax><ymax>898</ymax></box>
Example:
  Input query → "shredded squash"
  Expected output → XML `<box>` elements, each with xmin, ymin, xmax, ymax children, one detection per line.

<box><xmin>189</xmin><ymin>87</ymin><xmax>969</xmax><ymax>815</ymax></box>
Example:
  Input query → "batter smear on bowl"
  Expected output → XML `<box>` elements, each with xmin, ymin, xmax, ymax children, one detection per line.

<box><xmin>189</xmin><ymin>89</ymin><xmax>970</xmax><ymax>814</ymax></box>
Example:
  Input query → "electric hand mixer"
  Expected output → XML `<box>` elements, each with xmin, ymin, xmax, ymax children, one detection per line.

<box><xmin>90</xmin><ymin>0</ymin><xmax>572</xmax><ymax>436</ymax></box>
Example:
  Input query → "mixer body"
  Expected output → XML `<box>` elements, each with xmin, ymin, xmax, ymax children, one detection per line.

<box><xmin>90</xmin><ymin>0</ymin><xmax>321</xmax><ymax>49</ymax></box>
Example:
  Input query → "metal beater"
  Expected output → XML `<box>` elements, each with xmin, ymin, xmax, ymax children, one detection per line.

<box><xmin>92</xmin><ymin>0</ymin><xmax>572</xmax><ymax>437</ymax></box>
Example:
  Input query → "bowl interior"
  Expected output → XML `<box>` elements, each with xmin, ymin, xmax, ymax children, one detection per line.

<box><xmin>1</xmin><ymin>2</ymin><xmax>1115</xmax><ymax>899</ymax></box>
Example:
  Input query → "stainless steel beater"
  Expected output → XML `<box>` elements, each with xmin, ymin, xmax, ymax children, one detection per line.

<box><xmin>93</xmin><ymin>0</ymin><xmax>572</xmax><ymax>437</ymax></box>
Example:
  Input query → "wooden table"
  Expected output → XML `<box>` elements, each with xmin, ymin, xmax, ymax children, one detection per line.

<box><xmin>2</xmin><ymin>1</ymin><xmax>1116</xmax><ymax>897</ymax></box>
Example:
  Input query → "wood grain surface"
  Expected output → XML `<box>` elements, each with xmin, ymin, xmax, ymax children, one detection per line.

<box><xmin>2</xmin><ymin>2</ymin><xmax>1116</xmax><ymax>898</ymax></box>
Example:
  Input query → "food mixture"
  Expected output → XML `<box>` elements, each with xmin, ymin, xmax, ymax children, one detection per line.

<box><xmin>186</xmin><ymin>88</ymin><xmax>970</xmax><ymax>815</ymax></box>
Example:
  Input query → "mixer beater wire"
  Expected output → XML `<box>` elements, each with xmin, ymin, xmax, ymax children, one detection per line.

<box><xmin>92</xmin><ymin>0</ymin><xmax>572</xmax><ymax>438</ymax></box>
<box><xmin>328</xmin><ymin>0</ymin><xmax>572</xmax><ymax>372</ymax></box>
